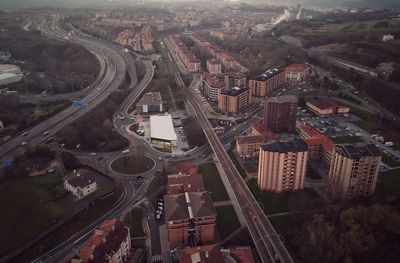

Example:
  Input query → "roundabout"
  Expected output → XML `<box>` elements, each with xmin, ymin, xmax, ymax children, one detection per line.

<box><xmin>110</xmin><ymin>154</ymin><xmax>155</xmax><ymax>175</ymax></box>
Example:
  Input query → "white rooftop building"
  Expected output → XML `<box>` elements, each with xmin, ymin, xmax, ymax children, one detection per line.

<box><xmin>0</xmin><ymin>64</ymin><xmax>22</xmax><ymax>86</ymax></box>
<box><xmin>150</xmin><ymin>114</ymin><xmax>177</xmax><ymax>151</ymax></box>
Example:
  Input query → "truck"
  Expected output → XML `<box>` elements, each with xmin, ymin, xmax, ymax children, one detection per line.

<box><xmin>385</xmin><ymin>142</ymin><xmax>394</xmax><ymax>147</ymax></box>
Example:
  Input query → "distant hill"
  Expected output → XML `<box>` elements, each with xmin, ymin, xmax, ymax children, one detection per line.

<box><xmin>303</xmin><ymin>0</ymin><xmax>400</xmax><ymax>10</ymax></box>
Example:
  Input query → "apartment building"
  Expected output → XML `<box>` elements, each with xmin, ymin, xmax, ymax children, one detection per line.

<box><xmin>165</xmin><ymin>191</ymin><xmax>217</xmax><ymax>248</ymax></box>
<box><xmin>202</xmin><ymin>74</ymin><xmax>227</xmax><ymax>101</ymax></box>
<box><xmin>207</xmin><ymin>58</ymin><xmax>222</xmax><ymax>74</ymax></box>
<box><xmin>298</xmin><ymin>125</ymin><xmax>334</xmax><ymax>166</ymax></box>
<box><xmin>224</xmin><ymin>72</ymin><xmax>246</xmax><ymax>88</ymax></box>
<box><xmin>217</xmin><ymin>86</ymin><xmax>251</xmax><ymax>113</ymax></box>
<box><xmin>284</xmin><ymin>64</ymin><xmax>312</xmax><ymax>82</ymax></box>
<box><xmin>249</xmin><ymin>69</ymin><xmax>285</xmax><ymax>97</ymax></box>
<box><xmin>258</xmin><ymin>139</ymin><xmax>309</xmax><ymax>192</ymax></box>
<box><xmin>72</xmin><ymin>219</ymin><xmax>131</xmax><ymax>263</ymax></box>
<box><xmin>64</xmin><ymin>169</ymin><xmax>97</xmax><ymax>200</ymax></box>
<box><xmin>329</xmin><ymin>144</ymin><xmax>381</xmax><ymax>199</ymax></box>
<box><xmin>263</xmin><ymin>95</ymin><xmax>298</xmax><ymax>134</ymax></box>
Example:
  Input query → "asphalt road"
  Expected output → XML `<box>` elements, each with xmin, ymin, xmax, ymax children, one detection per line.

<box><xmin>0</xmin><ymin>18</ymin><xmax>127</xmax><ymax>164</ymax></box>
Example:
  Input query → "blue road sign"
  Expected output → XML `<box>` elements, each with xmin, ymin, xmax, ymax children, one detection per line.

<box><xmin>2</xmin><ymin>159</ymin><xmax>12</xmax><ymax>167</ymax></box>
<box><xmin>72</xmin><ymin>100</ymin><xmax>84</xmax><ymax>108</ymax></box>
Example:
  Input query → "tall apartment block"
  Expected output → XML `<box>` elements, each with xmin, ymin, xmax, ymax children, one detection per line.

<box><xmin>258</xmin><ymin>139</ymin><xmax>309</xmax><ymax>192</ymax></box>
<box><xmin>263</xmin><ymin>95</ymin><xmax>298</xmax><ymax>133</ymax></box>
<box><xmin>329</xmin><ymin>144</ymin><xmax>382</xmax><ymax>199</ymax></box>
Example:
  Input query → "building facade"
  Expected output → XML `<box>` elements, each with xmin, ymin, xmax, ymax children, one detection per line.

<box><xmin>284</xmin><ymin>64</ymin><xmax>312</xmax><ymax>82</ymax></box>
<box><xmin>224</xmin><ymin>72</ymin><xmax>246</xmax><ymax>88</ymax></box>
<box><xmin>64</xmin><ymin>170</ymin><xmax>97</xmax><ymax>199</ymax></box>
<box><xmin>258</xmin><ymin>139</ymin><xmax>309</xmax><ymax>192</ymax></box>
<box><xmin>249</xmin><ymin>69</ymin><xmax>285</xmax><ymax>97</ymax></box>
<box><xmin>329</xmin><ymin>144</ymin><xmax>381</xmax><ymax>199</ymax></box>
<box><xmin>202</xmin><ymin>74</ymin><xmax>227</xmax><ymax>101</ymax></box>
<box><xmin>217</xmin><ymin>86</ymin><xmax>251</xmax><ymax>113</ymax></box>
<box><xmin>206</xmin><ymin>58</ymin><xmax>222</xmax><ymax>74</ymax></box>
<box><xmin>263</xmin><ymin>95</ymin><xmax>298</xmax><ymax>134</ymax></box>
<box><xmin>306</xmin><ymin>98</ymin><xmax>350</xmax><ymax>117</ymax></box>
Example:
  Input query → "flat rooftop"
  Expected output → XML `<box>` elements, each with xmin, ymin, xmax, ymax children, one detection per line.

<box><xmin>220</xmin><ymin>86</ymin><xmax>249</xmax><ymax>96</ymax></box>
<box><xmin>335</xmin><ymin>144</ymin><xmax>381</xmax><ymax>160</ymax></box>
<box><xmin>251</xmin><ymin>68</ymin><xmax>284</xmax><ymax>81</ymax></box>
<box><xmin>261</xmin><ymin>139</ymin><xmax>308</xmax><ymax>153</ymax></box>
<box><xmin>150</xmin><ymin>114</ymin><xmax>177</xmax><ymax>141</ymax></box>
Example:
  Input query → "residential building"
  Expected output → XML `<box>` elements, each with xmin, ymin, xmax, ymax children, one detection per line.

<box><xmin>167</xmin><ymin>173</ymin><xmax>205</xmax><ymax>194</ymax></box>
<box><xmin>150</xmin><ymin>114</ymin><xmax>178</xmax><ymax>151</ymax></box>
<box><xmin>206</xmin><ymin>58</ymin><xmax>222</xmax><ymax>74</ymax></box>
<box><xmin>170</xmin><ymin>36</ymin><xmax>201</xmax><ymax>72</ymax></box>
<box><xmin>175</xmin><ymin>162</ymin><xmax>198</xmax><ymax>176</ymax></box>
<box><xmin>249</xmin><ymin>69</ymin><xmax>285</xmax><ymax>97</ymax></box>
<box><xmin>137</xmin><ymin>92</ymin><xmax>163</xmax><ymax>113</ymax></box>
<box><xmin>224</xmin><ymin>72</ymin><xmax>246</xmax><ymax>88</ymax></box>
<box><xmin>141</xmin><ymin>25</ymin><xmax>153</xmax><ymax>51</ymax></box>
<box><xmin>284</xmin><ymin>64</ymin><xmax>312</xmax><ymax>82</ymax></box>
<box><xmin>202</xmin><ymin>74</ymin><xmax>227</xmax><ymax>101</ymax></box>
<box><xmin>164</xmin><ymin>191</ymin><xmax>216</xmax><ymax>248</ymax></box>
<box><xmin>217</xmin><ymin>86</ymin><xmax>251</xmax><ymax>113</ymax></box>
<box><xmin>64</xmin><ymin>169</ymin><xmax>97</xmax><ymax>199</ymax></box>
<box><xmin>236</xmin><ymin>130</ymin><xmax>279</xmax><ymax>157</ymax></box>
<box><xmin>306</xmin><ymin>98</ymin><xmax>350</xmax><ymax>117</ymax></box>
<box><xmin>298</xmin><ymin>125</ymin><xmax>334</xmax><ymax>166</ymax></box>
<box><xmin>72</xmin><ymin>219</ymin><xmax>131</xmax><ymax>263</ymax></box>
<box><xmin>258</xmin><ymin>139</ymin><xmax>309</xmax><ymax>192</ymax></box>
<box><xmin>263</xmin><ymin>95</ymin><xmax>298</xmax><ymax>134</ymax></box>
<box><xmin>115</xmin><ymin>29</ymin><xmax>135</xmax><ymax>47</ymax></box>
<box><xmin>329</xmin><ymin>144</ymin><xmax>381</xmax><ymax>199</ymax></box>
<box><xmin>178</xmin><ymin>244</ymin><xmax>224</xmax><ymax>263</ymax></box>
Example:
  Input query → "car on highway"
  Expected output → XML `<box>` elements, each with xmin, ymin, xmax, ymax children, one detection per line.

<box><xmin>21</xmin><ymin>141</ymin><xmax>28</xmax><ymax>146</ymax></box>
<box><xmin>43</xmin><ymin>131</ymin><xmax>49</xmax><ymax>136</ymax></box>
<box><xmin>22</xmin><ymin>132</ymin><xmax>28</xmax><ymax>136</ymax></box>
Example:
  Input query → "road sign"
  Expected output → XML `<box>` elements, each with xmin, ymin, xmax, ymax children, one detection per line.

<box><xmin>72</xmin><ymin>100</ymin><xmax>84</xmax><ymax>108</ymax></box>
<box><xmin>2</xmin><ymin>159</ymin><xmax>12</xmax><ymax>167</ymax></box>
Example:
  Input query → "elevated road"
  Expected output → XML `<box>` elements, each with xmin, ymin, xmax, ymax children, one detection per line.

<box><xmin>164</xmin><ymin>45</ymin><xmax>294</xmax><ymax>262</ymax></box>
<box><xmin>0</xmin><ymin>18</ymin><xmax>126</xmax><ymax>163</ymax></box>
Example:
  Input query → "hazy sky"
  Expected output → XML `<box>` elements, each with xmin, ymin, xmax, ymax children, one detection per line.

<box><xmin>0</xmin><ymin>0</ymin><xmax>399</xmax><ymax>10</ymax></box>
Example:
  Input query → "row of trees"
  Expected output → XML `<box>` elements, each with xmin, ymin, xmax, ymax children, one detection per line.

<box><xmin>291</xmin><ymin>204</ymin><xmax>400</xmax><ymax>263</ymax></box>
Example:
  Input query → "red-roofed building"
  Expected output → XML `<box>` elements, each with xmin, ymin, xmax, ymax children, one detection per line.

<box><xmin>221</xmin><ymin>247</ymin><xmax>255</xmax><ymax>263</ymax></box>
<box><xmin>236</xmin><ymin>124</ymin><xmax>280</xmax><ymax>157</ymax></box>
<box><xmin>306</xmin><ymin>98</ymin><xmax>350</xmax><ymax>117</ymax></box>
<box><xmin>285</xmin><ymin>64</ymin><xmax>312</xmax><ymax>82</ymax></box>
<box><xmin>72</xmin><ymin>219</ymin><xmax>131</xmax><ymax>263</ymax></box>
<box><xmin>206</xmin><ymin>58</ymin><xmax>222</xmax><ymax>75</ymax></box>
<box><xmin>298</xmin><ymin>125</ymin><xmax>334</xmax><ymax>166</ymax></box>
<box><xmin>202</xmin><ymin>73</ymin><xmax>227</xmax><ymax>101</ymax></box>
<box><xmin>115</xmin><ymin>29</ymin><xmax>135</xmax><ymax>47</ymax></box>
<box><xmin>167</xmin><ymin>173</ymin><xmax>205</xmax><ymax>194</ymax></box>
<box><xmin>175</xmin><ymin>162</ymin><xmax>198</xmax><ymax>176</ymax></box>
<box><xmin>178</xmin><ymin>244</ymin><xmax>224</xmax><ymax>263</ymax></box>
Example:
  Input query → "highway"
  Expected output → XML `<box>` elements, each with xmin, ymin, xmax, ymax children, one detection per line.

<box><xmin>0</xmin><ymin>17</ymin><xmax>127</xmax><ymax>163</ymax></box>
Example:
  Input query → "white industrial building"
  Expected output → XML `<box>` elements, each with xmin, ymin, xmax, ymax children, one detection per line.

<box><xmin>150</xmin><ymin>114</ymin><xmax>177</xmax><ymax>151</ymax></box>
<box><xmin>0</xmin><ymin>64</ymin><xmax>22</xmax><ymax>86</ymax></box>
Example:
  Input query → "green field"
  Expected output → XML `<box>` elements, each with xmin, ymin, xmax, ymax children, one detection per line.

<box><xmin>379</xmin><ymin>168</ymin><xmax>400</xmax><ymax>190</ymax></box>
<box><xmin>0</xmin><ymin>174</ymin><xmax>71</xmax><ymax>256</ymax></box>
<box><xmin>198</xmin><ymin>163</ymin><xmax>230</xmax><ymax>202</ymax></box>
<box><xmin>215</xmin><ymin>205</ymin><xmax>241</xmax><ymax>240</ymax></box>
<box><xmin>111</xmin><ymin>155</ymin><xmax>154</xmax><ymax>174</ymax></box>
<box><xmin>124</xmin><ymin>208</ymin><xmax>145</xmax><ymax>237</ymax></box>
<box><xmin>247</xmin><ymin>179</ymin><xmax>322</xmax><ymax>214</ymax></box>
